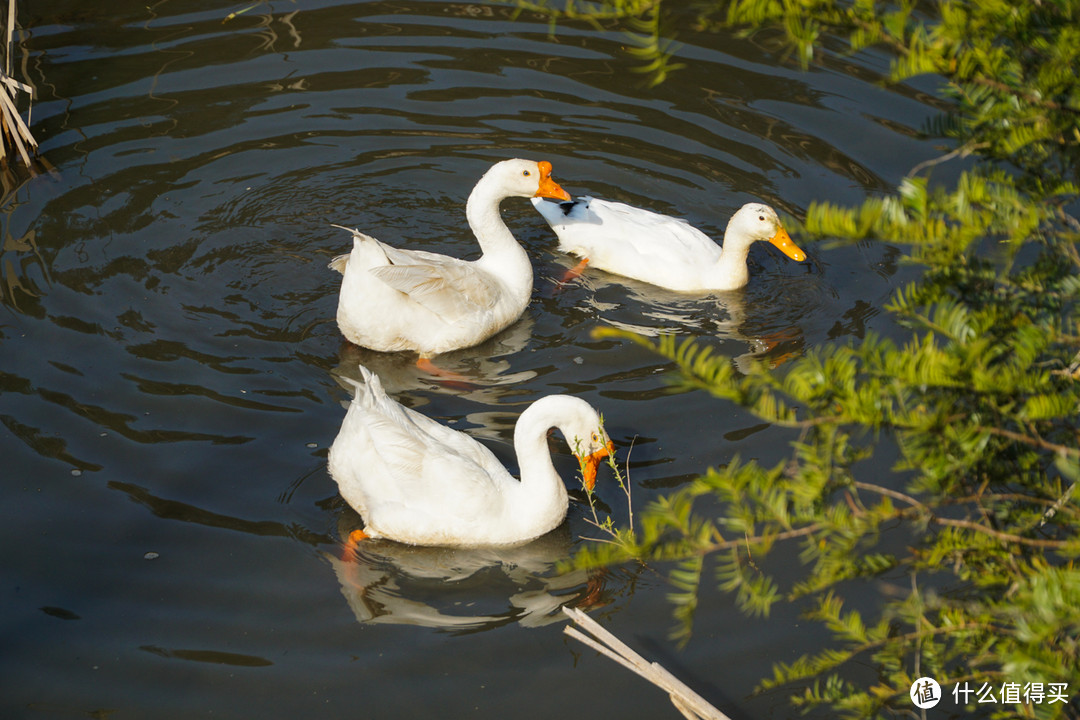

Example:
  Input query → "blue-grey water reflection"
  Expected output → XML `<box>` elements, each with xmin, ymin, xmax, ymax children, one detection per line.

<box><xmin>2</xmin><ymin>1</ymin><xmax>937</xmax><ymax>718</ymax></box>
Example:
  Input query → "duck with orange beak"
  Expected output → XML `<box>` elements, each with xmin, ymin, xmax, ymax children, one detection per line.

<box><xmin>329</xmin><ymin>366</ymin><xmax>615</xmax><ymax>547</ymax></box>
<box><xmin>330</xmin><ymin>159</ymin><xmax>571</xmax><ymax>377</ymax></box>
<box><xmin>532</xmin><ymin>197</ymin><xmax>806</xmax><ymax>292</ymax></box>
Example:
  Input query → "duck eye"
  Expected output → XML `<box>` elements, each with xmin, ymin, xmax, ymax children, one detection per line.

<box><xmin>758</xmin><ymin>215</ymin><xmax>766</xmax><ymax>221</ymax></box>
<box><xmin>522</xmin><ymin>170</ymin><xmax>531</xmax><ymax>177</ymax></box>
<box><xmin>591</xmin><ymin>432</ymin><xmax>599</xmax><ymax>442</ymax></box>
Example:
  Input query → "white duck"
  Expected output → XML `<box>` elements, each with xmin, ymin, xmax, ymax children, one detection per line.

<box><xmin>329</xmin><ymin>159</ymin><xmax>571</xmax><ymax>374</ymax></box>
<box><xmin>327</xmin><ymin>365</ymin><xmax>614</xmax><ymax>547</ymax></box>
<box><xmin>531</xmin><ymin>196</ymin><xmax>806</xmax><ymax>292</ymax></box>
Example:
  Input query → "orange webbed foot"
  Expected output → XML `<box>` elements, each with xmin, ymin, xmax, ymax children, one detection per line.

<box><xmin>757</xmin><ymin>327</ymin><xmax>802</xmax><ymax>367</ymax></box>
<box><xmin>575</xmin><ymin>567</ymin><xmax>610</xmax><ymax>610</ymax></box>
<box><xmin>557</xmin><ymin>257</ymin><xmax>589</xmax><ymax>287</ymax></box>
<box><xmin>341</xmin><ymin>528</ymin><xmax>369</xmax><ymax>561</ymax></box>
<box><xmin>416</xmin><ymin>357</ymin><xmax>471</xmax><ymax>386</ymax></box>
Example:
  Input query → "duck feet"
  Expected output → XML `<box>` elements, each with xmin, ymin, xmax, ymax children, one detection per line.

<box><xmin>558</xmin><ymin>257</ymin><xmax>589</xmax><ymax>286</ymax></box>
<box><xmin>416</xmin><ymin>357</ymin><xmax>471</xmax><ymax>385</ymax></box>
<box><xmin>340</xmin><ymin>528</ymin><xmax>369</xmax><ymax>561</ymax></box>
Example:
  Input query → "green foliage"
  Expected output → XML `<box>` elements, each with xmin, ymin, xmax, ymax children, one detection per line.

<box><xmin>522</xmin><ymin>0</ymin><xmax>1080</xmax><ymax>717</ymax></box>
<box><xmin>592</xmin><ymin>282</ymin><xmax>1080</xmax><ymax>714</ymax></box>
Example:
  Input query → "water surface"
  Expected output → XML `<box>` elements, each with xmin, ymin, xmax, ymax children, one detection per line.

<box><xmin>3</xmin><ymin>1</ymin><xmax>941</xmax><ymax>717</ymax></box>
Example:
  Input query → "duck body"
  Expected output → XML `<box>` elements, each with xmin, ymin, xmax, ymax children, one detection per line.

<box><xmin>532</xmin><ymin>197</ymin><xmax>806</xmax><ymax>292</ymax></box>
<box><xmin>327</xmin><ymin>365</ymin><xmax>613</xmax><ymax>547</ymax></box>
<box><xmin>331</xmin><ymin>236</ymin><xmax>521</xmax><ymax>355</ymax></box>
<box><xmin>331</xmin><ymin>159</ymin><xmax>570</xmax><ymax>356</ymax></box>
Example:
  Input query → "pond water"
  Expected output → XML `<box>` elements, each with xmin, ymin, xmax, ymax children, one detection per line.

<box><xmin>2</xmin><ymin>1</ymin><xmax>944</xmax><ymax>718</ymax></box>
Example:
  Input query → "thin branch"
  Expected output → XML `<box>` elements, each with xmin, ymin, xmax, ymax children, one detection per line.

<box><xmin>853</xmin><ymin>481</ymin><xmax>1075</xmax><ymax>549</ymax></box>
<box><xmin>933</xmin><ymin>517</ymin><xmax>1072</xmax><ymax>549</ymax></box>
<box><xmin>965</xmin><ymin>75</ymin><xmax>1080</xmax><ymax>115</ymax></box>
<box><xmin>960</xmin><ymin>492</ymin><xmax>1078</xmax><ymax>518</ymax></box>
<box><xmin>1039</xmin><ymin>482</ymin><xmax>1078</xmax><ymax>528</ymax></box>
<box><xmin>853</xmin><ymin>481</ymin><xmax>926</xmax><ymax>511</ymax></box>
<box><xmin>702</xmin><ymin>522</ymin><xmax>826</xmax><ymax>554</ymax></box>
<box><xmin>982</xmin><ymin>425</ymin><xmax>1080</xmax><ymax>458</ymax></box>
<box><xmin>907</xmin><ymin>142</ymin><xmax>989</xmax><ymax>179</ymax></box>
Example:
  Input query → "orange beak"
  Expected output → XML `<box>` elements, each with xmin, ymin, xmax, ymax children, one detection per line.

<box><xmin>578</xmin><ymin>439</ymin><xmax>615</xmax><ymax>492</ymax></box>
<box><xmin>769</xmin><ymin>226</ymin><xmax>806</xmax><ymax>262</ymax></box>
<box><xmin>535</xmin><ymin>161</ymin><xmax>571</xmax><ymax>202</ymax></box>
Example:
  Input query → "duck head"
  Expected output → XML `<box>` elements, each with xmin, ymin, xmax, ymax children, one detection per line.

<box><xmin>573</xmin><ymin>425</ymin><xmax>615</xmax><ymax>493</ymax></box>
<box><xmin>729</xmin><ymin>203</ymin><xmax>806</xmax><ymax>262</ymax></box>
<box><xmin>484</xmin><ymin>158</ymin><xmax>571</xmax><ymax>202</ymax></box>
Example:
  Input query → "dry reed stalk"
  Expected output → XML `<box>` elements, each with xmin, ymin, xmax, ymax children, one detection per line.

<box><xmin>562</xmin><ymin>606</ymin><xmax>732</xmax><ymax>720</ymax></box>
<box><xmin>0</xmin><ymin>0</ymin><xmax>35</xmax><ymax>166</ymax></box>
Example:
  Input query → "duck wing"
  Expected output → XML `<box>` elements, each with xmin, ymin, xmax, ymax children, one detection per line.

<box><xmin>534</xmin><ymin>196</ymin><xmax>722</xmax><ymax>285</ymax></box>
<box><xmin>369</xmin><ymin>252</ymin><xmax>501</xmax><ymax>324</ymax></box>
<box><xmin>331</xmin><ymin>369</ymin><xmax>512</xmax><ymax>524</ymax></box>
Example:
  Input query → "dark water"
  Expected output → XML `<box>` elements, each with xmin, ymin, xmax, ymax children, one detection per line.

<box><xmin>2</xmin><ymin>1</ymin><xmax>941</xmax><ymax>718</ymax></box>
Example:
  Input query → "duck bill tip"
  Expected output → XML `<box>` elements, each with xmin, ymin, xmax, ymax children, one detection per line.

<box><xmin>538</xmin><ymin>181</ymin><xmax>571</xmax><ymax>202</ymax></box>
<box><xmin>579</xmin><ymin>442</ymin><xmax>614</xmax><ymax>492</ymax></box>
<box><xmin>582</xmin><ymin>461</ymin><xmax>598</xmax><ymax>492</ymax></box>
<box><xmin>536</xmin><ymin>160</ymin><xmax>571</xmax><ymax>201</ymax></box>
<box><xmin>770</xmin><ymin>227</ymin><xmax>806</xmax><ymax>262</ymax></box>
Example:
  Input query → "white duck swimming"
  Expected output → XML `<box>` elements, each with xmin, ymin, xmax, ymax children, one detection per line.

<box><xmin>531</xmin><ymin>197</ymin><xmax>806</xmax><ymax>292</ymax></box>
<box><xmin>327</xmin><ymin>365</ymin><xmax>614</xmax><ymax>547</ymax></box>
<box><xmin>329</xmin><ymin>159</ymin><xmax>570</xmax><ymax>374</ymax></box>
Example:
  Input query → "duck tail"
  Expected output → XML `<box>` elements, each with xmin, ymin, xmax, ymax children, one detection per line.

<box><xmin>327</xmin><ymin>253</ymin><xmax>349</xmax><ymax>274</ymax></box>
<box><xmin>328</xmin><ymin>225</ymin><xmax>389</xmax><ymax>273</ymax></box>
<box><xmin>346</xmin><ymin>364</ymin><xmax>388</xmax><ymax>410</ymax></box>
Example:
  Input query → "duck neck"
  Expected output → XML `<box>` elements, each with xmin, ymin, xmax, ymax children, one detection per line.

<box><xmin>464</xmin><ymin>178</ymin><xmax>531</xmax><ymax>293</ymax></box>
<box><xmin>512</xmin><ymin>397</ymin><xmax>571</xmax><ymax>531</ymax></box>
<box><xmin>711</xmin><ymin>228</ymin><xmax>753</xmax><ymax>289</ymax></box>
<box><xmin>466</xmin><ymin>179</ymin><xmax>529</xmax><ymax>260</ymax></box>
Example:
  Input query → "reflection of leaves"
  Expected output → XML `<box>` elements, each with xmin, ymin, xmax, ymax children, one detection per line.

<box><xmin>2</xmin><ymin>226</ymin><xmax>49</xmax><ymax>310</ymax></box>
<box><xmin>621</xmin><ymin>6</ymin><xmax>685</xmax><ymax>87</ymax></box>
<box><xmin>509</xmin><ymin>0</ymin><xmax>683</xmax><ymax>86</ymax></box>
<box><xmin>0</xmin><ymin>160</ymin><xmax>52</xmax><ymax>311</ymax></box>
<box><xmin>512</xmin><ymin>0</ymin><xmax>658</xmax><ymax>25</ymax></box>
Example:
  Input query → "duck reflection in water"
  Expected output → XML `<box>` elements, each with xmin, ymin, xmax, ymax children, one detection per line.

<box><xmin>329</xmin><ymin>313</ymin><xmax>536</xmax><ymax>400</ymax></box>
<box><xmin>326</xmin><ymin>511</ymin><xmax>612</xmax><ymax>631</ymax></box>
<box><xmin>577</xmin><ymin>274</ymin><xmax>809</xmax><ymax>372</ymax></box>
